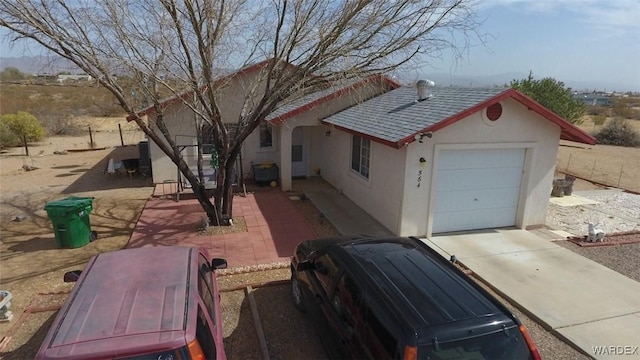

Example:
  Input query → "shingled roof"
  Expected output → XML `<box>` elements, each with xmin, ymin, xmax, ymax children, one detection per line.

<box><xmin>322</xmin><ymin>86</ymin><xmax>596</xmax><ymax>148</ymax></box>
<box><xmin>267</xmin><ymin>74</ymin><xmax>400</xmax><ymax>124</ymax></box>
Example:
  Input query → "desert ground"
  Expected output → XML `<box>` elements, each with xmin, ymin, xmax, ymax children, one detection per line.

<box><xmin>0</xmin><ymin>117</ymin><xmax>152</xmax><ymax>354</ymax></box>
<box><xmin>558</xmin><ymin>117</ymin><xmax>640</xmax><ymax>193</ymax></box>
<box><xmin>1</xmin><ymin>115</ymin><xmax>639</xmax><ymax>358</ymax></box>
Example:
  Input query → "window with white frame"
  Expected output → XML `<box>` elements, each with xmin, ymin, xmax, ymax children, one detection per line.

<box><xmin>259</xmin><ymin>123</ymin><xmax>273</xmax><ymax>148</ymax></box>
<box><xmin>351</xmin><ymin>135</ymin><xmax>370</xmax><ymax>179</ymax></box>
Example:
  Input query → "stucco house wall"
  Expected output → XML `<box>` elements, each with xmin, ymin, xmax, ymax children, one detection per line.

<box><xmin>316</xmin><ymin>96</ymin><xmax>561</xmax><ymax>238</ymax></box>
<box><xmin>148</xmin><ymin>70</ymin><xmax>269</xmax><ymax>183</ymax></box>
<box><xmin>147</xmin><ymin>71</ymin><xmax>396</xmax><ymax>186</ymax></box>
<box><xmin>314</xmin><ymin>129</ymin><xmax>407</xmax><ymax>234</ymax></box>
<box><xmin>398</xmin><ymin>97</ymin><xmax>561</xmax><ymax>237</ymax></box>
<box><xmin>149</xmin><ymin>104</ymin><xmax>198</xmax><ymax>183</ymax></box>
<box><xmin>273</xmin><ymin>79</ymin><xmax>399</xmax><ymax>190</ymax></box>
<box><xmin>317</xmin><ymin>85</ymin><xmax>595</xmax><ymax>237</ymax></box>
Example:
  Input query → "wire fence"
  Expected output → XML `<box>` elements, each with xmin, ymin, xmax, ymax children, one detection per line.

<box><xmin>82</xmin><ymin>126</ymin><xmax>146</xmax><ymax>149</ymax></box>
<box><xmin>557</xmin><ymin>152</ymin><xmax>640</xmax><ymax>193</ymax></box>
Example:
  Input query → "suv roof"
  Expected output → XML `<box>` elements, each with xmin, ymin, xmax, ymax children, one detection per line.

<box><xmin>39</xmin><ymin>246</ymin><xmax>199</xmax><ymax>359</ymax></box>
<box><xmin>324</xmin><ymin>237</ymin><xmax>517</xmax><ymax>343</ymax></box>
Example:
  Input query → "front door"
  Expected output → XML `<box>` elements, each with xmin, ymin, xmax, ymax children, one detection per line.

<box><xmin>292</xmin><ymin>127</ymin><xmax>306</xmax><ymax>177</ymax></box>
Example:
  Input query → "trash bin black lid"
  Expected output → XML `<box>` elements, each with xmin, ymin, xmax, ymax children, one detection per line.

<box><xmin>44</xmin><ymin>196</ymin><xmax>94</xmax><ymax>216</ymax></box>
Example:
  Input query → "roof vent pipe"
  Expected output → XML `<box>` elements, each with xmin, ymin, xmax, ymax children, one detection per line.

<box><xmin>417</xmin><ymin>79</ymin><xmax>435</xmax><ymax>101</ymax></box>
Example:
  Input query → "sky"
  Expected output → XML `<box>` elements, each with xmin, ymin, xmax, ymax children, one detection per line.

<box><xmin>419</xmin><ymin>0</ymin><xmax>640</xmax><ymax>92</ymax></box>
<box><xmin>1</xmin><ymin>0</ymin><xmax>639</xmax><ymax>92</ymax></box>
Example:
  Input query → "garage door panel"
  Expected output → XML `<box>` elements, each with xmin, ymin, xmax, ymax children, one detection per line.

<box><xmin>432</xmin><ymin>148</ymin><xmax>525</xmax><ymax>233</ymax></box>
<box><xmin>434</xmin><ymin>187</ymin><xmax>521</xmax><ymax>212</ymax></box>
<box><xmin>433</xmin><ymin>206</ymin><xmax>519</xmax><ymax>233</ymax></box>
<box><xmin>438</xmin><ymin>149</ymin><xmax>524</xmax><ymax>170</ymax></box>
<box><xmin>436</xmin><ymin>167</ymin><xmax>523</xmax><ymax>191</ymax></box>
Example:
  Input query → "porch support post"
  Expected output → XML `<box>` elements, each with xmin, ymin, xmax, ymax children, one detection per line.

<box><xmin>280</xmin><ymin>126</ymin><xmax>293</xmax><ymax>191</ymax></box>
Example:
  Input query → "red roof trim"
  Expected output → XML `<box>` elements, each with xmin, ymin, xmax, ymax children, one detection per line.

<box><xmin>269</xmin><ymin>74</ymin><xmax>401</xmax><ymax>125</ymax></box>
<box><xmin>323</xmin><ymin>123</ymin><xmax>400</xmax><ymax>149</ymax></box>
<box><xmin>396</xmin><ymin>88</ymin><xmax>596</xmax><ymax>147</ymax></box>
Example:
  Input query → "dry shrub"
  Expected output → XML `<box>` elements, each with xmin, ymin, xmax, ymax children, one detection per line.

<box><xmin>0</xmin><ymin>120</ymin><xmax>21</xmax><ymax>148</ymax></box>
<box><xmin>595</xmin><ymin>119</ymin><xmax>640</xmax><ymax>147</ymax></box>
<box><xmin>0</xmin><ymin>83</ymin><xmax>124</xmax><ymax>135</ymax></box>
<box><xmin>587</xmin><ymin>106</ymin><xmax>608</xmax><ymax>116</ymax></box>
<box><xmin>40</xmin><ymin>114</ymin><xmax>84</xmax><ymax>136</ymax></box>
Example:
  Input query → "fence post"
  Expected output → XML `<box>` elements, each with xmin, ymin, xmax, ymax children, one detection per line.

<box><xmin>23</xmin><ymin>134</ymin><xmax>29</xmax><ymax>156</ymax></box>
<box><xmin>88</xmin><ymin>125</ymin><xmax>95</xmax><ymax>148</ymax></box>
<box><xmin>118</xmin><ymin>123</ymin><xmax>124</xmax><ymax>147</ymax></box>
<box><xmin>618</xmin><ymin>165</ymin><xmax>624</xmax><ymax>187</ymax></box>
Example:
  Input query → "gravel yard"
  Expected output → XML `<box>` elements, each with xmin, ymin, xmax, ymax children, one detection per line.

<box><xmin>218</xmin><ymin>268</ymin><xmax>326</xmax><ymax>360</ymax></box>
<box><xmin>545</xmin><ymin>185</ymin><xmax>640</xmax><ymax>284</ymax></box>
<box><xmin>555</xmin><ymin>241</ymin><xmax>640</xmax><ymax>283</ymax></box>
<box><xmin>546</xmin><ymin>190</ymin><xmax>640</xmax><ymax>235</ymax></box>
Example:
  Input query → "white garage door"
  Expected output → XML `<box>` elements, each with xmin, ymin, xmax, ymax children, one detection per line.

<box><xmin>432</xmin><ymin>148</ymin><xmax>525</xmax><ymax>233</ymax></box>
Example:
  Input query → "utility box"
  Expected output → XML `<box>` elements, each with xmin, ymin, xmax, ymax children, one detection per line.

<box><xmin>252</xmin><ymin>163</ymin><xmax>279</xmax><ymax>184</ymax></box>
<box><xmin>44</xmin><ymin>196</ymin><xmax>95</xmax><ymax>248</ymax></box>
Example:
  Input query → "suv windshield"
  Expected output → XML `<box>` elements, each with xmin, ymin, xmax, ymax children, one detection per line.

<box><xmin>419</xmin><ymin>327</ymin><xmax>532</xmax><ymax>360</ymax></box>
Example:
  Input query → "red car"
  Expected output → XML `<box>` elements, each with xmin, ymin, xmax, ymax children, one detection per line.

<box><xmin>36</xmin><ymin>246</ymin><xmax>227</xmax><ymax>360</ymax></box>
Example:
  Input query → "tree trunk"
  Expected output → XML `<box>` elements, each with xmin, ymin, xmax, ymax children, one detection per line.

<box><xmin>181</xmin><ymin>167</ymin><xmax>233</xmax><ymax>227</ymax></box>
<box><xmin>22</xmin><ymin>134</ymin><xmax>29</xmax><ymax>156</ymax></box>
<box><xmin>210</xmin><ymin>158</ymin><xmax>236</xmax><ymax>226</ymax></box>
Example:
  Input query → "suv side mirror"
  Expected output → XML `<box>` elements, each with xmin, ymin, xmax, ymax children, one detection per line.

<box><xmin>210</xmin><ymin>258</ymin><xmax>227</xmax><ymax>270</ymax></box>
<box><xmin>297</xmin><ymin>260</ymin><xmax>314</xmax><ymax>272</ymax></box>
<box><xmin>63</xmin><ymin>270</ymin><xmax>82</xmax><ymax>283</ymax></box>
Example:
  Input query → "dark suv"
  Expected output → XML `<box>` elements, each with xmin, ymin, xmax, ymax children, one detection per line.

<box><xmin>290</xmin><ymin>236</ymin><xmax>541</xmax><ymax>360</ymax></box>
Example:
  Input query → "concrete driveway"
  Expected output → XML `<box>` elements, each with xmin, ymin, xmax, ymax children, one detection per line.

<box><xmin>424</xmin><ymin>229</ymin><xmax>640</xmax><ymax>360</ymax></box>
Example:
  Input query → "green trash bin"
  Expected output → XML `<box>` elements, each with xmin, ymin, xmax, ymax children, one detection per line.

<box><xmin>44</xmin><ymin>196</ymin><xmax>95</xmax><ymax>248</ymax></box>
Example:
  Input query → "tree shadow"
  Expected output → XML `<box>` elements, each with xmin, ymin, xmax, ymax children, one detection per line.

<box><xmin>0</xmin><ymin>188</ymin><xmax>150</xmax><ymax>284</ymax></box>
<box><xmin>1</xmin><ymin>312</ymin><xmax>57</xmax><ymax>359</ymax></box>
<box><xmin>61</xmin><ymin>145</ymin><xmax>152</xmax><ymax>194</ymax></box>
<box><xmin>124</xmin><ymin>199</ymin><xmax>206</xmax><ymax>249</ymax></box>
<box><xmin>7</xmin><ymin>236</ymin><xmax>58</xmax><ymax>252</ymax></box>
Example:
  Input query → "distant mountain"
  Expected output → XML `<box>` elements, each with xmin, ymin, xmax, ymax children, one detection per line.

<box><xmin>2</xmin><ymin>56</ymin><xmax>636</xmax><ymax>92</ymax></box>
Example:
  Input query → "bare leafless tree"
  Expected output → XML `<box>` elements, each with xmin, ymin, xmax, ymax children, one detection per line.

<box><xmin>1</xmin><ymin>0</ymin><xmax>483</xmax><ymax>225</ymax></box>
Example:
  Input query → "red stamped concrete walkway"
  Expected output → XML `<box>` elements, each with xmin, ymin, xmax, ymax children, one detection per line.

<box><xmin>127</xmin><ymin>188</ymin><xmax>316</xmax><ymax>268</ymax></box>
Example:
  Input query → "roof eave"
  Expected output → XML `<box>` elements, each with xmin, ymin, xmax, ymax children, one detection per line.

<box><xmin>321</xmin><ymin>122</ymin><xmax>401</xmax><ymax>149</ymax></box>
<box><xmin>396</xmin><ymin>88</ymin><xmax>596</xmax><ymax>146</ymax></box>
